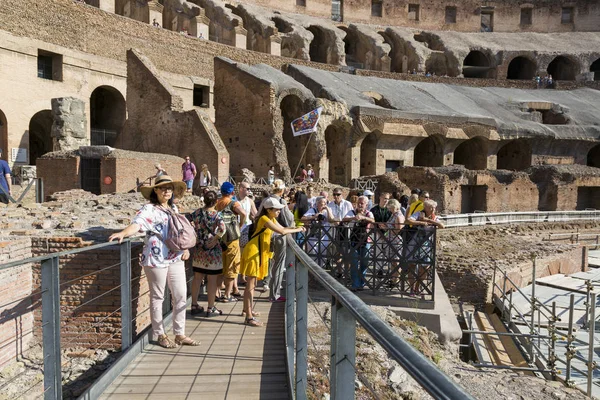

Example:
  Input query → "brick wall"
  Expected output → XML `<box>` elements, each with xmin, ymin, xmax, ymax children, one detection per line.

<box><xmin>0</xmin><ymin>238</ymin><xmax>34</xmax><ymax>370</ymax></box>
<box><xmin>37</xmin><ymin>157</ymin><xmax>81</xmax><ymax>200</ymax></box>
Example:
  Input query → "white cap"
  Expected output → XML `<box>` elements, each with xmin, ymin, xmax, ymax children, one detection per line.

<box><xmin>263</xmin><ymin>197</ymin><xmax>285</xmax><ymax>209</ymax></box>
<box><xmin>363</xmin><ymin>190</ymin><xmax>374</xmax><ymax>196</ymax></box>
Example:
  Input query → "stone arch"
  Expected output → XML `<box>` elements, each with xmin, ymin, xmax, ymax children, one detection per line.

<box><xmin>339</xmin><ymin>26</ymin><xmax>358</xmax><ymax>68</ymax></box>
<box><xmin>462</xmin><ymin>50</ymin><xmax>494</xmax><ymax>79</ymax></box>
<box><xmin>280</xmin><ymin>94</ymin><xmax>307</xmax><ymax>177</ymax></box>
<box><xmin>307</xmin><ymin>26</ymin><xmax>330</xmax><ymax>64</ymax></box>
<box><xmin>426</xmin><ymin>52</ymin><xmax>459</xmax><ymax>77</ymax></box>
<box><xmin>414</xmin><ymin>135</ymin><xmax>444</xmax><ymax>167</ymax></box>
<box><xmin>0</xmin><ymin>109</ymin><xmax>6</xmax><ymax>161</ymax></box>
<box><xmin>497</xmin><ymin>140</ymin><xmax>531</xmax><ymax>171</ymax></box>
<box><xmin>590</xmin><ymin>58</ymin><xmax>600</xmax><ymax>81</ymax></box>
<box><xmin>360</xmin><ymin>131</ymin><xmax>379</xmax><ymax>176</ymax></box>
<box><xmin>453</xmin><ymin>137</ymin><xmax>489</xmax><ymax>170</ymax></box>
<box><xmin>90</xmin><ymin>86</ymin><xmax>126</xmax><ymax>147</ymax></box>
<box><xmin>506</xmin><ymin>56</ymin><xmax>536</xmax><ymax>80</ymax></box>
<box><xmin>325</xmin><ymin>124</ymin><xmax>347</xmax><ymax>184</ymax></box>
<box><xmin>379</xmin><ymin>30</ymin><xmax>419</xmax><ymax>73</ymax></box>
<box><xmin>588</xmin><ymin>144</ymin><xmax>600</xmax><ymax>168</ymax></box>
<box><xmin>28</xmin><ymin>110</ymin><xmax>53</xmax><ymax>165</ymax></box>
<box><xmin>547</xmin><ymin>56</ymin><xmax>579</xmax><ymax>81</ymax></box>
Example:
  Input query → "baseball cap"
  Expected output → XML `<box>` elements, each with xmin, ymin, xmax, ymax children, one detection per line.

<box><xmin>363</xmin><ymin>190</ymin><xmax>374</xmax><ymax>196</ymax></box>
<box><xmin>220</xmin><ymin>182</ymin><xmax>235</xmax><ymax>195</ymax></box>
<box><xmin>263</xmin><ymin>197</ymin><xmax>285</xmax><ymax>210</ymax></box>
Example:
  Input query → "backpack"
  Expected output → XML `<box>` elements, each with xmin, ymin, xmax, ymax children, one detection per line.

<box><xmin>239</xmin><ymin>222</ymin><xmax>267</xmax><ymax>249</ymax></box>
<box><xmin>220</xmin><ymin>200</ymin><xmax>241</xmax><ymax>243</ymax></box>
<box><xmin>157</xmin><ymin>206</ymin><xmax>197</xmax><ymax>251</ymax></box>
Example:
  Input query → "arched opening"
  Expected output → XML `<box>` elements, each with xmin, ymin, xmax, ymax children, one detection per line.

<box><xmin>307</xmin><ymin>26</ymin><xmax>329</xmax><ymax>64</ymax></box>
<box><xmin>462</xmin><ymin>50</ymin><xmax>493</xmax><ymax>79</ymax></box>
<box><xmin>497</xmin><ymin>140</ymin><xmax>531</xmax><ymax>171</ymax></box>
<box><xmin>0</xmin><ymin>110</ymin><xmax>7</xmax><ymax>161</ymax></box>
<box><xmin>454</xmin><ymin>137</ymin><xmax>489</xmax><ymax>170</ymax></box>
<box><xmin>588</xmin><ymin>144</ymin><xmax>600</xmax><ymax>168</ymax></box>
<box><xmin>28</xmin><ymin>110</ymin><xmax>53</xmax><ymax>165</ymax></box>
<box><xmin>590</xmin><ymin>58</ymin><xmax>600</xmax><ymax>81</ymax></box>
<box><xmin>325</xmin><ymin>125</ymin><xmax>347</xmax><ymax>184</ymax></box>
<box><xmin>360</xmin><ymin>132</ymin><xmax>378</xmax><ymax>176</ymax></box>
<box><xmin>90</xmin><ymin>86</ymin><xmax>126</xmax><ymax>147</ymax></box>
<box><xmin>414</xmin><ymin>135</ymin><xmax>444</xmax><ymax>167</ymax></box>
<box><xmin>507</xmin><ymin>56</ymin><xmax>536</xmax><ymax>80</ymax></box>
<box><xmin>339</xmin><ymin>26</ymin><xmax>359</xmax><ymax>68</ymax></box>
<box><xmin>547</xmin><ymin>56</ymin><xmax>578</xmax><ymax>81</ymax></box>
<box><xmin>280</xmin><ymin>95</ymin><xmax>306</xmax><ymax>176</ymax></box>
<box><xmin>379</xmin><ymin>30</ymin><xmax>419</xmax><ymax>73</ymax></box>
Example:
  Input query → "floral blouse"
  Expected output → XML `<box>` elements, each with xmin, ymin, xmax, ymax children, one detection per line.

<box><xmin>189</xmin><ymin>208</ymin><xmax>226</xmax><ymax>270</ymax></box>
<box><xmin>132</xmin><ymin>204</ymin><xmax>184</xmax><ymax>268</ymax></box>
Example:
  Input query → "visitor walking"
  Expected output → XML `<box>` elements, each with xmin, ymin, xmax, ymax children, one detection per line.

<box><xmin>108</xmin><ymin>175</ymin><xmax>199</xmax><ymax>348</ymax></box>
<box><xmin>0</xmin><ymin>149</ymin><xmax>12</xmax><ymax>205</ymax></box>
<box><xmin>181</xmin><ymin>156</ymin><xmax>197</xmax><ymax>193</ymax></box>
<box><xmin>240</xmin><ymin>198</ymin><xmax>305</xmax><ymax>326</ymax></box>
<box><xmin>188</xmin><ymin>190</ymin><xmax>226</xmax><ymax>317</ymax></box>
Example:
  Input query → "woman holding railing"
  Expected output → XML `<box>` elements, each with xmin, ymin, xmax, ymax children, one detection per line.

<box><xmin>108</xmin><ymin>175</ymin><xmax>200</xmax><ymax>348</ymax></box>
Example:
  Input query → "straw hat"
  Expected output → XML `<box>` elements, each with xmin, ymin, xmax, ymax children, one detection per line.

<box><xmin>140</xmin><ymin>175</ymin><xmax>187</xmax><ymax>200</ymax></box>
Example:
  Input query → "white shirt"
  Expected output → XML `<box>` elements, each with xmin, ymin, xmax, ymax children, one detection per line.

<box><xmin>239</xmin><ymin>196</ymin><xmax>253</xmax><ymax>229</ymax></box>
<box><xmin>328</xmin><ymin>199</ymin><xmax>353</xmax><ymax>222</ymax></box>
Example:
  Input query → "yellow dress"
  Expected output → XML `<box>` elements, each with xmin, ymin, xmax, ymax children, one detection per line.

<box><xmin>240</xmin><ymin>215</ymin><xmax>274</xmax><ymax>280</ymax></box>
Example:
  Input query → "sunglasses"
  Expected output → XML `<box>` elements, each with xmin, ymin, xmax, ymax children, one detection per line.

<box><xmin>157</xmin><ymin>186</ymin><xmax>174</xmax><ymax>192</ymax></box>
<box><xmin>333</xmin><ymin>193</ymin><xmax>342</xmax><ymax>197</ymax></box>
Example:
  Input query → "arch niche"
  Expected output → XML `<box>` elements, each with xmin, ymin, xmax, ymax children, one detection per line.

<box><xmin>90</xmin><ymin>86</ymin><xmax>126</xmax><ymax>147</ymax></box>
<box><xmin>507</xmin><ymin>56</ymin><xmax>536</xmax><ymax>80</ymax></box>
<box><xmin>28</xmin><ymin>110</ymin><xmax>53</xmax><ymax>165</ymax></box>
<box><xmin>590</xmin><ymin>58</ymin><xmax>600</xmax><ymax>81</ymax></box>
<box><xmin>414</xmin><ymin>135</ymin><xmax>444</xmax><ymax>167</ymax></box>
<box><xmin>280</xmin><ymin>95</ymin><xmax>307</xmax><ymax>175</ymax></box>
<box><xmin>325</xmin><ymin>125</ymin><xmax>347</xmax><ymax>184</ymax></box>
<box><xmin>547</xmin><ymin>56</ymin><xmax>578</xmax><ymax>81</ymax></box>
<box><xmin>307</xmin><ymin>26</ymin><xmax>330</xmax><ymax>64</ymax></box>
<box><xmin>462</xmin><ymin>51</ymin><xmax>495</xmax><ymax>79</ymax></box>
<box><xmin>496</xmin><ymin>140</ymin><xmax>532</xmax><ymax>171</ymax></box>
<box><xmin>588</xmin><ymin>144</ymin><xmax>600</xmax><ymax>168</ymax></box>
<box><xmin>0</xmin><ymin>109</ymin><xmax>7</xmax><ymax>161</ymax></box>
<box><xmin>453</xmin><ymin>137</ymin><xmax>489</xmax><ymax>170</ymax></box>
<box><xmin>360</xmin><ymin>132</ymin><xmax>378</xmax><ymax>176</ymax></box>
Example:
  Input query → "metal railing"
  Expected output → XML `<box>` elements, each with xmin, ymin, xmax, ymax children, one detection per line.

<box><xmin>441</xmin><ymin>210</ymin><xmax>600</xmax><ymax>228</ymax></box>
<box><xmin>0</xmin><ymin>238</ymin><xmax>151</xmax><ymax>399</ymax></box>
<box><xmin>284</xmin><ymin>239</ymin><xmax>474</xmax><ymax>399</ymax></box>
<box><xmin>90</xmin><ymin>129</ymin><xmax>117</xmax><ymax>146</ymax></box>
<box><xmin>486</xmin><ymin>260</ymin><xmax>600</xmax><ymax>397</ymax></box>
<box><xmin>296</xmin><ymin>224</ymin><xmax>437</xmax><ymax>300</ymax></box>
<box><xmin>0</xmin><ymin>177</ymin><xmax>44</xmax><ymax>203</ymax></box>
<box><xmin>350</xmin><ymin>178</ymin><xmax>378</xmax><ymax>192</ymax></box>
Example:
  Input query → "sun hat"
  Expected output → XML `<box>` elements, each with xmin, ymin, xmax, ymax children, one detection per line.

<box><xmin>262</xmin><ymin>197</ymin><xmax>285</xmax><ymax>210</ymax></box>
<box><xmin>140</xmin><ymin>175</ymin><xmax>187</xmax><ymax>200</ymax></box>
<box><xmin>221</xmin><ymin>181</ymin><xmax>235</xmax><ymax>195</ymax></box>
<box><xmin>363</xmin><ymin>189</ymin><xmax>374</xmax><ymax>196</ymax></box>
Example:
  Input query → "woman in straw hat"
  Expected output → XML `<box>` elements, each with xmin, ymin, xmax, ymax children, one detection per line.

<box><xmin>109</xmin><ymin>175</ymin><xmax>200</xmax><ymax>348</ymax></box>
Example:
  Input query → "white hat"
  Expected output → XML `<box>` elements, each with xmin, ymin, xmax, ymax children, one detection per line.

<box><xmin>363</xmin><ymin>190</ymin><xmax>374</xmax><ymax>196</ymax></box>
<box><xmin>263</xmin><ymin>197</ymin><xmax>285</xmax><ymax>210</ymax></box>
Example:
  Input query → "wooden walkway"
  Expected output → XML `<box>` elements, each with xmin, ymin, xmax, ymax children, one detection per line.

<box><xmin>100</xmin><ymin>291</ymin><xmax>289</xmax><ymax>400</ymax></box>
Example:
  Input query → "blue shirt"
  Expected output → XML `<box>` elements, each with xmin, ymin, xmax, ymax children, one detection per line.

<box><xmin>0</xmin><ymin>160</ymin><xmax>10</xmax><ymax>192</ymax></box>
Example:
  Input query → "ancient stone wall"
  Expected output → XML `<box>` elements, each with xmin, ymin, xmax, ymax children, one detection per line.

<box><xmin>37</xmin><ymin>156</ymin><xmax>81</xmax><ymax>198</ymax></box>
<box><xmin>0</xmin><ymin>238</ymin><xmax>34</xmax><ymax>369</ymax></box>
<box><xmin>214</xmin><ymin>58</ymin><xmax>280</xmax><ymax>180</ymax></box>
<box><xmin>121</xmin><ymin>50</ymin><xmax>229</xmax><ymax>183</ymax></box>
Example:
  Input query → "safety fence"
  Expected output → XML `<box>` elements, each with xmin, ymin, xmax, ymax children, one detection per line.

<box><xmin>441</xmin><ymin>210</ymin><xmax>600</xmax><ymax>228</ymax></box>
<box><xmin>284</xmin><ymin>239</ymin><xmax>473</xmax><ymax>400</ymax></box>
<box><xmin>0</xmin><ymin>238</ymin><xmax>177</xmax><ymax>400</ymax></box>
<box><xmin>296</xmin><ymin>224</ymin><xmax>437</xmax><ymax>301</ymax></box>
<box><xmin>0</xmin><ymin>177</ymin><xmax>44</xmax><ymax>204</ymax></box>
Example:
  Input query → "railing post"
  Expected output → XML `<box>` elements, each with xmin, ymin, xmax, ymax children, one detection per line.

<box><xmin>588</xmin><ymin>292</ymin><xmax>596</xmax><ymax>397</ymax></box>
<box><xmin>330</xmin><ymin>297</ymin><xmax>356</xmax><ymax>400</ymax></box>
<box><xmin>120</xmin><ymin>240</ymin><xmax>132</xmax><ymax>351</ymax></box>
<box><xmin>41</xmin><ymin>256</ymin><xmax>62</xmax><ymax>400</ymax></box>
<box><xmin>36</xmin><ymin>177</ymin><xmax>44</xmax><ymax>203</ymax></box>
<box><xmin>285</xmin><ymin>245</ymin><xmax>296</xmax><ymax>399</ymax></box>
<box><xmin>295</xmin><ymin>256</ymin><xmax>308</xmax><ymax>400</ymax></box>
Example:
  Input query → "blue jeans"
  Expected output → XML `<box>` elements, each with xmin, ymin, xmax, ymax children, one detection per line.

<box><xmin>350</xmin><ymin>244</ymin><xmax>370</xmax><ymax>289</ymax></box>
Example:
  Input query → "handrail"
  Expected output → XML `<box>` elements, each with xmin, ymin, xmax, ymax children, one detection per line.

<box><xmin>285</xmin><ymin>239</ymin><xmax>474</xmax><ymax>400</ymax></box>
<box><xmin>440</xmin><ymin>210</ymin><xmax>600</xmax><ymax>228</ymax></box>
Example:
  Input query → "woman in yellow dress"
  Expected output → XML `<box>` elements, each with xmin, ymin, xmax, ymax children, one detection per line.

<box><xmin>240</xmin><ymin>197</ymin><xmax>305</xmax><ymax>327</ymax></box>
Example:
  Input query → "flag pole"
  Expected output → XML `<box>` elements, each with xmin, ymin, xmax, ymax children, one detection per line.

<box><xmin>291</xmin><ymin>131</ymin><xmax>314</xmax><ymax>184</ymax></box>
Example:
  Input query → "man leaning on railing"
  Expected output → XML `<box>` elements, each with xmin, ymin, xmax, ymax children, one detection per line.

<box><xmin>342</xmin><ymin>196</ymin><xmax>375</xmax><ymax>292</ymax></box>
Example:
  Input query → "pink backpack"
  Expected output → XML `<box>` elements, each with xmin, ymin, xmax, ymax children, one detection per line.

<box><xmin>159</xmin><ymin>207</ymin><xmax>197</xmax><ymax>251</ymax></box>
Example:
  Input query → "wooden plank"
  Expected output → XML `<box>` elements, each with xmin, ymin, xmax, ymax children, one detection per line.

<box><xmin>475</xmin><ymin>311</ymin><xmax>511</xmax><ymax>366</ymax></box>
<box><xmin>487</xmin><ymin>313</ymin><xmax>533</xmax><ymax>375</ymax></box>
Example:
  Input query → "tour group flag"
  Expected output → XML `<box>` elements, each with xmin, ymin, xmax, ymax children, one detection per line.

<box><xmin>291</xmin><ymin>106</ymin><xmax>323</xmax><ymax>137</ymax></box>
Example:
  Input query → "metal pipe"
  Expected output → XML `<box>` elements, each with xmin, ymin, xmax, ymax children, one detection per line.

<box><xmin>588</xmin><ymin>293</ymin><xmax>596</xmax><ymax>397</ymax></box>
<box><xmin>295</xmin><ymin>256</ymin><xmax>308</xmax><ymax>399</ymax></box>
<box><xmin>120</xmin><ymin>241</ymin><xmax>132</xmax><ymax>351</ymax></box>
<box><xmin>530</xmin><ymin>258</ymin><xmax>537</xmax><ymax>365</ymax></box>
<box><xmin>566</xmin><ymin>294</ymin><xmax>575</xmax><ymax>385</ymax></box>
<box><xmin>471</xmin><ymin>364</ymin><xmax>552</xmax><ymax>373</ymax></box>
<box><xmin>285</xmin><ymin>245</ymin><xmax>297</xmax><ymax>400</ymax></box>
<box><xmin>462</xmin><ymin>330</ymin><xmax>552</xmax><ymax>339</ymax></box>
<box><xmin>41</xmin><ymin>256</ymin><xmax>62</xmax><ymax>400</ymax></box>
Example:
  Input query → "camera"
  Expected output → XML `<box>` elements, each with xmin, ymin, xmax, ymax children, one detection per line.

<box><xmin>316</xmin><ymin>214</ymin><xmax>326</xmax><ymax>222</ymax></box>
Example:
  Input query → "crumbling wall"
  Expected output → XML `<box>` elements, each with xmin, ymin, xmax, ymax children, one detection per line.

<box><xmin>51</xmin><ymin>97</ymin><xmax>88</xmax><ymax>151</ymax></box>
<box><xmin>121</xmin><ymin>50</ymin><xmax>229</xmax><ymax>183</ymax></box>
